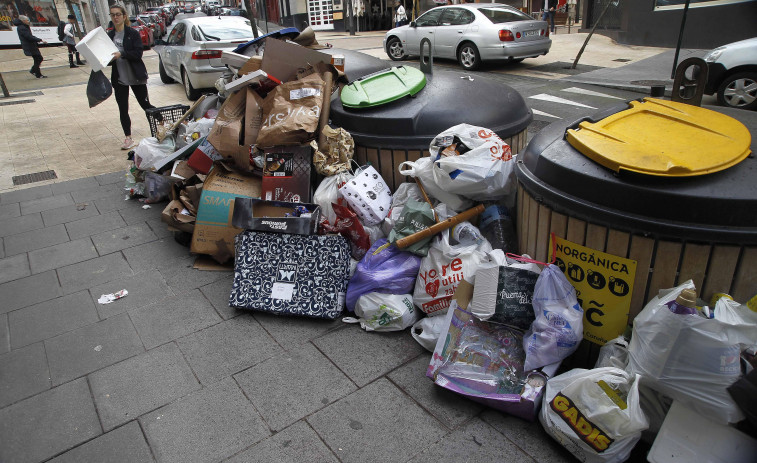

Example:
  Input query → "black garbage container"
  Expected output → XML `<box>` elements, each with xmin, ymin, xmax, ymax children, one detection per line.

<box><xmin>319</xmin><ymin>48</ymin><xmax>389</xmax><ymax>83</ymax></box>
<box><xmin>330</xmin><ymin>63</ymin><xmax>532</xmax><ymax>190</ymax></box>
<box><xmin>516</xmin><ymin>99</ymin><xmax>757</xmax><ymax>314</ymax></box>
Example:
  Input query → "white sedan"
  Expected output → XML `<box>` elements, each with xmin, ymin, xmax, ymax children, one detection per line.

<box><xmin>384</xmin><ymin>4</ymin><xmax>551</xmax><ymax>71</ymax></box>
<box><xmin>156</xmin><ymin>16</ymin><xmax>262</xmax><ymax>99</ymax></box>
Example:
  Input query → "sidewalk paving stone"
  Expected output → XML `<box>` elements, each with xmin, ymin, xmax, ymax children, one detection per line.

<box><xmin>48</xmin><ymin>421</ymin><xmax>154</xmax><ymax>463</ymax></box>
<box><xmin>146</xmin><ymin>219</ymin><xmax>173</xmax><ymax>239</ymax></box>
<box><xmin>94</xmin><ymin>193</ymin><xmax>140</xmax><ymax>213</ymax></box>
<box><xmin>96</xmin><ymin>170</ymin><xmax>127</xmax><ymax>186</ymax></box>
<box><xmin>66</xmin><ymin>211</ymin><xmax>127</xmax><ymax>240</ymax></box>
<box><xmin>0</xmin><ymin>202</ymin><xmax>21</xmax><ymax>219</ymax></box>
<box><xmin>234</xmin><ymin>342</ymin><xmax>356</xmax><ymax>432</ymax></box>
<box><xmin>20</xmin><ymin>193</ymin><xmax>74</xmax><ymax>215</ymax></box>
<box><xmin>199</xmin><ymin>278</ymin><xmax>242</xmax><ymax>320</ymax></box>
<box><xmin>387</xmin><ymin>354</ymin><xmax>483</xmax><ymax>430</ymax></box>
<box><xmin>0</xmin><ymin>342</ymin><xmax>50</xmax><ymax>408</ymax></box>
<box><xmin>314</xmin><ymin>325</ymin><xmax>426</xmax><ymax>387</ymax></box>
<box><xmin>0</xmin><ymin>212</ymin><xmax>44</xmax><ymax>238</ymax></box>
<box><xmin>28</xmin><ymin>237</ymin><xmax>98</xmax><ymax>274</ymax></box>
<box><xmin>0</xmin><ymin>184</ymin><xmax>52</xmax><ymax>205</ymax></box>
<box><xmin>0</xmin><ymin>254</ymin><xmax>31</xmax><ymax>284</ymax></box>
<box><xmin>71</xmin><ymin>184</ymin><xmax>127</xmax><ymax>204</ymax></box>
<box><xmin>251</xmin><ymin>311</ymin><xmax>344</xmax><ymax>350</ymax></box>
<box><xmin>129</xmin><ymin>290</ymin><xmax>222</xmax><ymax>350</ymax></box>
<box><xmin>91</xmin><ymin>224</ymin><xmax>158</xmax><ymax>255</ymax></box>
<box><xmin>177</xmin><ymin>315</ymin><xmax>281</xmax><ymax>386</ymax></box>
<box><xmin>0</xmin><ymin>269</ymin><xmax>62</xmax><ymax>314</ymax></box>
<box><xmin>42</xmin><ymin>202</ymin><xmax>101</xmax><ymax>227</ymax></box>
<box><xmin>4</xmin><ymin>223</ymin><xmax>70</xmax><ymax>256</ymax></box>
<box><xmin>161</xmin><ymin>256</ymin><xmax>232</xmax><ymax>293</ymax></box>
<box><xmin>50</xmin><ymin>177</ymin><xmax>101</xmax><ymax>196</ymax></box>
<box><xmin>141</xmin><ymin>378</ymin><xmax>270</xmax><ymax>463</ymax></box>
<box><xmin>407</xmin><ymin>417</ymin><xmax>533</xmax><ymax>463</ymax></box>
<box><xmin>45</xmin><ymin>313</ymin><xmax>145</xmax><ymax>386</ymax></box>
<box><xmin>123</xmin><ymin>238</ymin><xmax>189</xmax><ymax>274</ymax></box>
<box><xmin>0</xmin><ymin>315</ymin><xmax>8</xmax><ymax>355</ymax></box>
<box><xmin>480</xmin><ymin>410</ymin><xmax>575</xmax><ymax>463</ymax></box>
<box><xmin>57</xmin><ymin>252</ymin><xmax>134</xmax><ymax>294</ymax></box>
<box><xmin>226</xmin><ymin>420</ymin><xmax>338</xmax><ymax>463</ymax></box>
<box><xmin>8</xmin><ymin>290</ymin><xmax>98</xmax><ymax>349</ymax></box>
<box><xmin>308</xmin><ymin>378</ymin><xmax>447</xmax><ymax>463</ymax></box>
<box><xmin>119</xmin><ymin>202</ymin><xmax>165</xmax><ymax>225</ymax></box>
<box><xmin>90</xmin><ymin>270</ymin><xmax>174</xmax><ymax>319</ymax></box>
<box><xmin>89</xmin><ymin>342</ymin><xmax>201</xmax><ymax>431</ymax></box>
<box><xmin>0</xmin><ymin>378</ymin><xmax>101</xmax><ymax>463</ymax></box>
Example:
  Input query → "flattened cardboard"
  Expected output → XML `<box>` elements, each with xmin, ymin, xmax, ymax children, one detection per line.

<box><xmin>455</xmin><ymin>280</ymin><xmax>474</xmax><ymax>310</ymax></box>
<box><xmin>261</xmin><ymin>145</ymin><xmax>312</xmax><ymax>202</ymax></box>
<box><xmin>239</xmin><ymin>55</ymin><xmax>263</xmax><ymax>76</ymax></box>
<box><xmin>161</xmin><ymin>199</ymin><xmax>195</xmax><ymax>234</ymax></box>
<box><xmin>207</xmin><ymin>89</ymin><xmax>247</xmax><ymax>160</ymax></box>
<box><xmin>232</xmin><ymin>198</ymin><xmax>320</xmax><ymax>235</ymax></box>
<box><xmin>191</xmin><ymin>166</ymin><xmax>262</xmax><ymax>263</ymax></box>
<box><xmin>193</xmin><ymin>255</ymin><xmax>234</xmax><ymax>271</ymax></box>
<box><xmin>260</xmin><ymin>38</ymin><xmax>331</xmax><ymax>83</ymax></box>
<box><xmin>170</xmin><ymin>160</ymin><xmax>196</xmax><ymax>180</ymax></box>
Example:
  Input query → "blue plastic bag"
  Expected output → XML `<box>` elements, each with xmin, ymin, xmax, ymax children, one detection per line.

<box><xmin>346</xmin><ymin>239</ymin><xmax>422</xmax><ymax>312</ymax></box>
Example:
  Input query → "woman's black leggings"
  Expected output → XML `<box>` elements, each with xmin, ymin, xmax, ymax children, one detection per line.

<box><xmin>113</xmin><ymin>80</ymin><xmax>155</xmax><ymax>137</ymax></box>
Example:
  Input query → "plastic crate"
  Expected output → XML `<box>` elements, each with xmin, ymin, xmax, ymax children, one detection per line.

<box><xmin>145</xmin><ymin>104</ymin><xmax>190</xmax><ymax>138</ymax></box>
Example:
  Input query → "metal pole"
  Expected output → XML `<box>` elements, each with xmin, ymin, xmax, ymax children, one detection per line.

<box><xmin>243</xmin><ymin>0</ymin><xmax>259</xmax><ymax>37</ymax></box>
<box><xmin>0</xmin><ymin>73</ymin><xmax>10</xmax><ymax>98</ymax></box>
<box><xmin>571</xmin><ymin>0</ymin><xmax>614</xmax><ymax>69</ymax></box>
<box><xmin>347</xmin><ymin>0</ymin><xmax>355</xmax><ymax>35</ymax></box>
<box><xmin>671</xmin><ymin>0</ymin><xmax>691</xmax><ymax>79</ymax></box>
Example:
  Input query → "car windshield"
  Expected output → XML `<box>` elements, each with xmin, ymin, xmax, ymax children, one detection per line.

<box><xmin>139</xmin><ymin>16</ymin><xmax>155</xmax><ymax>24</ymax></box>
<box><xmin>479</xmin><ymin>7</ymin><xmax>533</xmax><ymax>23</ymax></box>
<box><xmin>196</xmin><ymin>22</ymin><xmax>255</xmax><ymax>40</ymax></box>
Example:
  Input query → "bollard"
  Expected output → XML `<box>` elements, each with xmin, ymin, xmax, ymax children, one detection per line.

<box><xmin>650</xmin><ymin>85</ymin><xmax>665</xmax><ymax>98</ymax></box>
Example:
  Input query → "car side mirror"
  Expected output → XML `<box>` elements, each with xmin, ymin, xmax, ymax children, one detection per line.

<box><xmin>410</xmin><ymin>21</ymin><xmax>416</xmax><ymax>27</ymax></box>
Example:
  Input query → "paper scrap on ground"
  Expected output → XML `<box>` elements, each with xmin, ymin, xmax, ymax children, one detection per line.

<box><xmin>142</xmin><ymin>205</ymin><xmax>151</xmax><ymax>209</ymax></box>
<box><xmin>98</xmin><ymin>289</ymin><xmax>128</xmax><ymax>304</ymax></box>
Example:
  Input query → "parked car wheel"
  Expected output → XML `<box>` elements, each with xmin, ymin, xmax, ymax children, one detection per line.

<box><xmin>182</xmin><ymin>67</ymin><xmax>201</xmax><ymax>100</ymax></box>
<box><xmin>159</xmin><ymin>58</ymin><xmax>174</xmax><ymax>84</ymax></box>
<box><xmin>386</xmin><ymin>37</ymin><xmax>406</xmax><ymax>61</ymax></box>
<box><xmin>457</xmin><ymin>42</ymin><xmax>481</xmax><ymax>71</ymax></box>
<box><xmin>717</xmin><ymin>72</ymin><xmax>757</xmax><ymax>110</ymax></box>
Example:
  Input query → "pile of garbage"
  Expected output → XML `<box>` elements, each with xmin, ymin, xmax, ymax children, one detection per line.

<box><xmin>122</xmin><ymin>31</ymin><xmax>757</xmax><ymax>463</ymax></box>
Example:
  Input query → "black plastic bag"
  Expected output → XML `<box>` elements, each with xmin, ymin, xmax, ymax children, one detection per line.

<box><xmin>87</xmin><ymin>70</ymin><xmax>112</xmax><ymax>108</ymax></box>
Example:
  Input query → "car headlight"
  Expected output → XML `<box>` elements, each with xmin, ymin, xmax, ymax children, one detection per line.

<box><xmin>704</xmin><ymin>48</ymin><xmax>724</xmax><ymax>63</ymax></box>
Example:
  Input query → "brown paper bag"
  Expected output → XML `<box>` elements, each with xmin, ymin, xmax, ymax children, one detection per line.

<box><xmin>256</xmin><ymin>73</ymin><xmax>326</xmax><ymax>147</ymax></box>
<box><xmin>207</xmin><ymin>89</ymin><xmax>247</xmax><ymax>159</ymax></box>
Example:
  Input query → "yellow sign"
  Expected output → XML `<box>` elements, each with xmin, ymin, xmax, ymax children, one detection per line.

<box><xmin>549</xmin><ymin>235</ymin><xmax>637</xmax><ymax>346</ymax></box>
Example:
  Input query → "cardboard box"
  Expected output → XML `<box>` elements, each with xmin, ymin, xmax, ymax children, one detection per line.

<box><xmin>231</xmin><ymin>198</ymin><xmax>320</xmax><ymax>235</ymax></box>
<box><xmin>239</xmin><ymin>56</ymin><xmax>263</xmax><ymax>76</ymax></box>
<box><xmin>75</xmin><ymin>27</ymin><xmax>118</xmax><ymax>72</ymax></box>
<box><xmin>261</xmin><ymin>145</ymin><xmax>312</xmax><ymax>203</ymax></box>
<box><xmin>161</xmin><ymin>199</ymin><xmax>195</xmax><ymax>234</ymax></box>
<box><xmin>206</xmin><ymin>87</ymin><xmax>264</xmax><ymax>173</ymax></box>
<box><xmin>260</xmin><ymin>38</ymin><xmax>331</xmax><ymax>83</ymax></box>
<box><xmin>224</xmin><ymin>70</ymin><xmax>281</xmax><ymax>94</ymax></box>
<box><xmin>187</xmin><ymin>138</ymin><xmax>223</xmax><ymax>175</ymax></box>
<box><xmin>190</xmin><ymin>166</ymin><xmax>261</xmax><ymax>263</ymax></box>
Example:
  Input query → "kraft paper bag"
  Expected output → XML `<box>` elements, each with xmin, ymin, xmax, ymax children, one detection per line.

<box><xmin>256</xmin><ymin>73</ymin><xmax>325</xmax><ymax>147</ymax></box>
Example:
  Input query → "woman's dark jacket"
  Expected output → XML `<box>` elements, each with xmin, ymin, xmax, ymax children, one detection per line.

<box><xmin>107</xmin><ymin>26</ymin><xmax>149</xmax><ymax>82</ymax></box>
<box><xmin>13</xmin><ymin>19</ymin><xmax>42</xmax><ymax>56</ymax></box>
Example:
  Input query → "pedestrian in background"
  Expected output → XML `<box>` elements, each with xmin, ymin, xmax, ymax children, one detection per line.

<box><xmin>395</xmin><ymin>1</ymin><xmax>406</xmax><ymax>28</ymax></box>
<box><xmin>107</xmin><ymin>3</ymin><xmax>156</xmax><ymax>150</ymax></box>
<box><xmin>13</xmin><ymin>15</ymin><xmax>47</xmax><ymax>78</ymax></box>
<box><xmin>542</xmin><ymin>0</ymin><xmax>557</xmax><ymax>34</ymax></box>
<box><xmin>64</xmin><ymin>14</ymin><xmax>85</xmax><ymax>68</ymax></box>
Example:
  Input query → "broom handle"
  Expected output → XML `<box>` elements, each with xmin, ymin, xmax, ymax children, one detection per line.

<box><xmin>395</xmin><ymin>204</ymin><xmax>485</xmax><ymax>249</ymax></box>
<box><xmin>169</xmin><ymin>94</ymin><xmax>206</xmax><ymax>133</ymax></box>
<box><xmin>414</xmin><ymin>177</ymin><xmax>439</xmax><ymax>223</ymax></box>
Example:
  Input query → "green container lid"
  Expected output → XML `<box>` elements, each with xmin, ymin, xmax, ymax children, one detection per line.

<box><xmin>340</xmin><ymin>66</ymin><xmax>426</xmax><ymax>109</ymax></box>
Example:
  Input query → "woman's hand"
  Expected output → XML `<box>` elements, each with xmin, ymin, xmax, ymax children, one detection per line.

<box><xmin>112</xmin><ymin>51</ymin><xmax>122</xmax><ymax>60</ymax></box>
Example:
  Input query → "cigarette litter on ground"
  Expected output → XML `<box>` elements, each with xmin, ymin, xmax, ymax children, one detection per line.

<box><xmin>98</xmin><ymin>289</ymin><xmax>128</xmax><ymax>304</ymax></box>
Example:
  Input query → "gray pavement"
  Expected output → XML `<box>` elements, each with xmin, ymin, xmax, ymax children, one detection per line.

<box><xmin>0</xmin><ymin>27</ymin><xmax>723</xmax><ymax>463</ymax></box>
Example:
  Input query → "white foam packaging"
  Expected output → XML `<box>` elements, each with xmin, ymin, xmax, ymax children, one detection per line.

<box><xmin>75</xmin><ymin>27</ymin><xmax>118</xmax><ymax>72</ymax></box>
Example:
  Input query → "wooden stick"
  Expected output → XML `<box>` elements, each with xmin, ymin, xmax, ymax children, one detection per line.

<box><xmin>396</xmin><ymin>204</ymin><xmax>485</xmax><ymax>249</ymax></box>
<box><xmin>414</xmin><ymin>177</ymin><xmax>439</xmax><ymax>223</ymax></box>
<box><xmin>158</xmin><ymin>94</ymin><xmax>207</xmax><ymax>142</ymax></box>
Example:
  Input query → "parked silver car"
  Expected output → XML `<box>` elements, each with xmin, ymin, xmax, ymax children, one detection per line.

<box><xmin>156</xmin><ymin>16</ymin><xmax>261</xmax><ymax>99</ymax></box>
<box><xmin>384</xmin><ymin>4</ymin><xmax>551</xmax><ymax>71</ymax></box>
<box><xmin>703</xmin><ymin>37</ymin><xmax>757</xmax><ymax>111</ymax></box>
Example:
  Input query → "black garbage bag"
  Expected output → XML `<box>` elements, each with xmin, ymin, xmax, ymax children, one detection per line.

<box><xmin>87</xmin><ymin>70</ymin><xmax>112</xmax><ymax>108</ymax></box>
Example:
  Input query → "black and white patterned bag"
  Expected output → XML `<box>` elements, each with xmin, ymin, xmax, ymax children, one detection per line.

<box><xmin>229</xmin><ymin>231</ymin><xmax>351</xmax><ymax>319</ymax></box>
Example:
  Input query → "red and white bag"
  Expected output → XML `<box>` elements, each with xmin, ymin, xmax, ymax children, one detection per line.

<box><xmin>413</xmin><ymin>229</ymin><xmax>490</xmax><ymax>316</ymax></box>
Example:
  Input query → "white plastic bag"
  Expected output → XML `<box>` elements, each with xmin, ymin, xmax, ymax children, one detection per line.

<box><xmin>134</xmin><ymin>136</ymin><xmax>177</xmax><ymax>172</ymax></box>
<box><xmin>594</xmin><ymin>336</ymin><xmax>629</xmax><ymax>370</ymax></box>
<box><xmin>413</xmin><ymin>229</ymin><xmax>491</xmax><ymax>317</ymax></box>
<box><xmin>426</xmin><ymin>123</ymin><xmax>517</xmax><ymax>200</ymax></box>
<box><xmin>411</xmin><ymin>316</ymin><xmax>447</xmax><ymax>352</ymax></box>
<box><xmin>339</xmin><ymin>165</ymin><xmax>392</xmax><ymax>226</ymax></box>
<box><xmin>627</xmin><ymin>281</ymin><xmax>757</xmax><ymax>424</ymax></box>
<box><xmin>380</xmin><ymin>182</ymin><xmax>425</xmax><ymax>236</ymax></box>
<box><xmin>344</xmin><ymin>293</ymin><xmax>420</xmax><ymax>331</ymax></box>
<box><xmin>398</xmin><ymin>157</ymin><xmax>473</xmax><ymax>212</ymax></box>
<box><xmin>183</xmin><ymin>118</ymin><xmax>215</xmax><ymax>143</ymax></box>
<box><xmin>540</xmin><ymin>367</ymin><xmax>649</xmax><ymax>463</ymax></box>
<box><xmin>312</xmin><ymin>172</ymin><xmax>353</xmax><ymax>228</ymax></box>
<box><xmin>523</xmin><ymin>264</ymin><xmax>584</xmax><ymax>371</ymax></box>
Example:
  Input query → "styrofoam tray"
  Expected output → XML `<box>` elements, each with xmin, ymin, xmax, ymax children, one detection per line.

<box><xmin>75</xmin><ymin>26</ymin><xmax>118</xmax><ymax>72</ymax></box>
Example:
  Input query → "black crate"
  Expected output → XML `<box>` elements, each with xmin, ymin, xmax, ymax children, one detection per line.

<box><xmin>145</xmin><ymin>104</ymin><xmax>190</xmax><ymax>138</ymax></box>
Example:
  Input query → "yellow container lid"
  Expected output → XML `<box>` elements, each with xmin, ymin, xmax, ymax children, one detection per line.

<box><xmin>566</xmin><ymin>98</ymin><xmax>752</xmax><ymax>177</ymax></box>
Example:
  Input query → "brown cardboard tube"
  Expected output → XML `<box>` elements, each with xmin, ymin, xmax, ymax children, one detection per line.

<box><xmin>395</xmin><ymin>204</ymin><xmax>485</xmax><ymax>249</ymax></box>
<box><xmin>317</xmin><ymin>72</ymin><xmax>333</xmax><ymax>149</ymax></box>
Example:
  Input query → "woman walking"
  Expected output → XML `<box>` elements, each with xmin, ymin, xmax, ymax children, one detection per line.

<box><xmin>107</xmin><ymin>3</ymin><xmax>156</xmax><ymax>150</ymax></box>
<box><xmin>14</xmin><ymin>15</ymin><xmax>47</xmax><ymax>78</ymax></box>
<box><xmin>63</xmin><ymin>14</ymin><xmax>85</xmax><ymax>68</ymax></box>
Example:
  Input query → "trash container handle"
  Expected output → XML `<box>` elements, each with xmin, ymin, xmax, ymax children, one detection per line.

<box><xmin>562</xmin><ymin>99</ymin><xmax>642</xmax><ymax>138</ymax></box>
<box><xmin>420</xmin><ymin>37</ymin><xmax>433</xmax><ymax>75</ymax></box>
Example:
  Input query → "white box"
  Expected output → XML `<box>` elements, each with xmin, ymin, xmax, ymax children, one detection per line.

<box><xmin>75</xmin><ymin>27</ymin><xmax>118</xmax><ymax>72</ymax></box>
<box><xmin>224</xmin><ymin>70</ymin><xmax>274</xmax><ymax>93</ymax></box>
